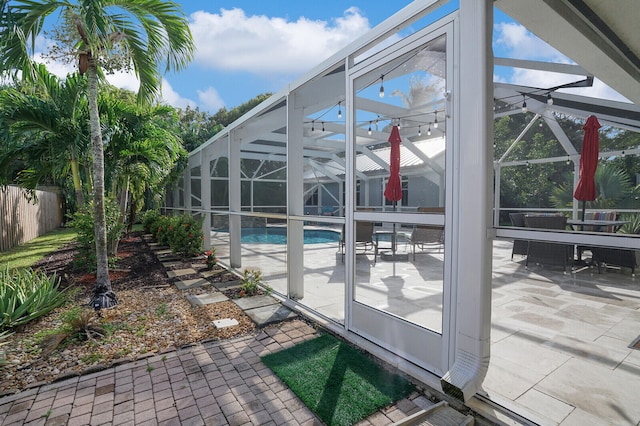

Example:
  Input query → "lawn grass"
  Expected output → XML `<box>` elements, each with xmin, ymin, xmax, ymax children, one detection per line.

<box><xmin>0</xmin><ymin>228</ymin><xmax>77</xmax><ymax>270</ymax></box>
<box><xmin>261</xmin><ymin>333</ymin><xmax>414</xmax><ymax>426</ymax></box>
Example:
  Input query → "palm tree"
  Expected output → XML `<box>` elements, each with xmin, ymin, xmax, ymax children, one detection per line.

<box><xmin>0</xmin><ymin>0</ymin><xmax>195</xmax><ymax>309</ymax></box>
<box><xmin>0</xmin><ymin>64</ymin><xmax>89</xmax><ymax>207</ymax></box>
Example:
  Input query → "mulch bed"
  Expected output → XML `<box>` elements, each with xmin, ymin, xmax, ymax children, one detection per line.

<box><xmin>0</xmin><ymin>232</ymin><xmax>257</xmax><ymax>396</ymax></box>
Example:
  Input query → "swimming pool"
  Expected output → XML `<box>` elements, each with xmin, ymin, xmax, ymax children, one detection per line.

<box><xmin>239</xmin><ymin>227</ymin><xmax>340</xmax><ymax>244</ymax></box>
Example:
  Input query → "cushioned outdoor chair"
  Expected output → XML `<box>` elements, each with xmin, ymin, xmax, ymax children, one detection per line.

<box><xmin>524</xmin><ymin>214</ymin><xmax>573</xmax><ymax>272</ymax></box>
<box><xmin>509</xmin><ymin>212</ymin><xmax>528</xmax><ymax>259</ymax></box>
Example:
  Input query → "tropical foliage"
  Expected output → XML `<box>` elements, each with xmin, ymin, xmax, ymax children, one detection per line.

<box><xmin>0</xmin><ymin>265</ymin><xmax>67</xmax><ymax>330</ymax></box>
<box><xmin>0</xmin><ymin>0</ymin><xmax>195</xmax><ymax>309</ymax></box>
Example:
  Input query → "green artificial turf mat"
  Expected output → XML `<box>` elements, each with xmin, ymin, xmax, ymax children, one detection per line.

<box><xmin>261</xmin><ymin>333</ymin><xmax>414</xmax><ymax>426</ymax></box>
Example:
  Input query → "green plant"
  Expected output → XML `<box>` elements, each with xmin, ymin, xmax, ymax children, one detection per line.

<box><xmin>204</xmin><ymin>248</ymin><xmax>217</xmax><ymax>270</ymax></box>
<box><xmin>41</xmin><ymin>410</ymin><xmax>52</xmax><ymax>419</ymax></box>
<box><xmin>240</xmin><ymin>268</ymin><xmax>264</xmax><ymax>296</ymax></box>
<box><xmin>155</xmin><ymin>215</ymin><xmax>175</xmax><ymax>246</ymax></box>
<box><xmin>142</xmin><ymin>209</ymin><xmax>162</xmax><ymax>233</ymax></box>
<box><xmin>68</xmin><ymin>198</ymin><xmax>125</xmax><ymax>270</ymax></box>
<box><xmin>619</xmin><ymin>213</ymin><xmax>640</xmax><ymax>234</ymax></box>
<box><xmin>167</xmin><ymin>214</ymin><xmax>204</xmax><ymax>258</ymax></box>
<box><xmin>155</xmin><ymin>303</ymin><xmax>169</xmax><ymax>318</ymax></box>
<box><xmin>39</xmin><ymin>307</ymin><xmax>105</xmax><ymax>357</ymax></box>
<box><xmin>0</xmin><ymin>265</ymin><xmax>67</xmax><ymax>330</ymax></box>
<box><xmin>146</xmin><ymin>364</ymin><xmax>154</xmax><ymax>372</ymax></box>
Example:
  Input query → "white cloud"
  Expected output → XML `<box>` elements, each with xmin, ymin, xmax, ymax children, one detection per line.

<box><xmin>494</xmin><ymin>22</ymin><xmax>629</xmax><ymax>102</ymax></box>
<box><xmin>190</xmin><ymin>7</ymin><xmax>370</xmax><ymax>75</ymax></box>
<box><xmin>494</xmin><ymin>22</ymin><xmax>569</xmax><ymax>62</ymax></box>
<box><xmin>160</xmin><ymin>78</ymin><xmax>198</xmax><ymax>110</ymax></box>
<box><xmin>197</xmin><ymin>87</ymin><xmax>225</xmax><ymax>111</ymax></box>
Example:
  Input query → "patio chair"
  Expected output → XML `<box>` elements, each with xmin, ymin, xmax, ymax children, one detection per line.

<box><xmin>509</xmin><ymin>212</ymin><xmax>528</xmax><ymax>259</ymax></box>
<box><xmin>590</xmin><ymin>247</ymin><xmax>638</xmax><ymax>276</ymax></box>
<box><xmin>410</xmin><ymin>207</ymin><xmax>445</xmax><ymax>261</ymax></box>
<box><xmin>524</xmin><ymin>214</ymin><xmax>573</xmax><ymax>272</ymax></box>
<box><xmin>339</xmin><ymin>221</ymin><xmax>377</xmax><ymax>263</ymax></box>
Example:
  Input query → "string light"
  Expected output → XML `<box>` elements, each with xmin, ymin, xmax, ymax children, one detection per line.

<box><xmin>539</xmin><ymin>119</ymin><xmax>543</xmax><ymax>128</ymax></box>
<box><xmin>418</xmin><ymin>125</ymin><xmax>422</xmax><ymax>137</ymax></box>
<box><xmin>427</xmin><ymin>124</ymin><xmax>431</xmax><ymax>136</ymax></box>
<box><xmin>621</xmin><ymin>150</ymin><xmax>626</xmax><ymax>157</ymax></box>
<box><xmin>311</xmin><ymin>120</ymin><xmax>315</xmax><ymax>132</ymax></box>
<box><xmin>521</xmin><ymin>95</ymin><xmax>528</xmax><ymax>113</ymax></box>
<box><xmin>379</xmin><ymin>75</ymin><xmax>385</xmax><ymax>98</ymax></box>
<box><xmin>566</xmin><ymin>156</ymin><xmax>570</xmax><ymax>165</ymax></box>
<box><xmin>433</xmin><ymin>113</ymin><xmax>438</xmax><ymax>129</ymax></box>
<box><xmin>368</xmin><ymin>121</ymin><xmax>372</xmax><ymax>135</ymax></box>
<box><xmin>322</xmin><ymin>121</ymin><xmax>325</xmax><ymax>132</ymax></box>
<box><xmin>546</xmin><ymin>93</ymin><xmax>553</xmax><ymax>105</ymax></box>
<box><xmin>337</xmin><ymin>101</ymin><xmax>342</xmax><ymax>119</ymax></box>
<box><xmin>397</xmin><ymin>120</ymin><xmax>401</xmax><ymax>129</ymax></box>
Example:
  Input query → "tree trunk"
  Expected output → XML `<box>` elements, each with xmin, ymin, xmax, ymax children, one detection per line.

<box><xmin>87</xmin><ymin>62</ymin><xmax>118</xmax><ymax>309</ymax></box>
<box><xmin>70</xmin><ymin>154</ymin><xmax>84</xmax><ymax>207</ymax></box>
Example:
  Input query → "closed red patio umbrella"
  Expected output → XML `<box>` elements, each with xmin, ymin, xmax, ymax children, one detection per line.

<box><xmin>573</xmin><ymin>115</ymin><xmax>601</xmax><ymax>221</ymax></box>
<box><xmin>384</xmin><ymin>125</ymin><xmax>403</xmax><ymax>203</ymax></box>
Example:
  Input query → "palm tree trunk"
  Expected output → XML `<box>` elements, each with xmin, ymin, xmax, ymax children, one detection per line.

<box><xmin>87</xmin><ymin>62</ymin><xmax>117</xmax><ymax>309</ymax></box>
<box><xmin>70</xmin><ymin>154</ymin><xmax>84</xmax><ymax>207</ymax></box>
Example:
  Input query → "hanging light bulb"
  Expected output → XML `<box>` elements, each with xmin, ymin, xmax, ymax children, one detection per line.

<box><xmin>418</xmin><ymin>125</ymin><xmax>422</xmax><ymax>137</ymax></box>
<box><xmin>493</xmin><ymin>141</ymin><xmax>497</xmax><ymax>148</ymax></box>
<box><xmin>427</xmin><ymin>124</ymin><xmax>432</xmax><ymax>136</ymax></box>
<box><xmin>433</xmin><ymin>113</ymin><xmax>438</xmax><ymax>129</ymax></box>
<box><xmin>547</xmin><ymin>93</ymin><xmax>553</xmax><ymax>105</ymax></box>
<box><xmin>539</xmin><ymin>119</ymin><xmax>543</xmax><ymax>128</ymax></box>
<box><xmin>621</xmin><ymin>150</ymin><xmax>626</xmax><ymax>157</ymax></box>
<box><xmin>368</xmin><ymin>121</ymin><xmax>372</xmax><ymax>135</ymax></box>
<box><xmin>397</xmin><ymin>120</ymin><xmax>401</xmax><ymax>130</ymax></box>
<box><xmin>375</xmin><ymin>117</ymin><xmax>379</xmax><ymax>131</ymax></box>
<box><xmin>566</xmin><ymin>156</ymin><xmax>571</xmax><ymax>165</ymax></box>
<box><xmin>311</xmin><ymin>120</ymin><xmax>315</xmax><ymax>132</ymax></box>
<box><xmin>379</xmin><ymin>75</ymin><xmax>385</xmax><ymax>98</ymax></box>
<box><xmin>337</xmin><ymin>101</ymin><xmax>342</xmax><ymax>119</ymax></box>
<box><xmin>521</xmin><ymin>95</ymin><xmax>528</xmax><ymax>113</ymax></box>
<box><xmin>322</xmin><ymin>121</ymin><xmax>325</xmax><ymax>132</ymax></box>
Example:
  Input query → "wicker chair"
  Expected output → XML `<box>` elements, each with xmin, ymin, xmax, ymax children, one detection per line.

<box><xmin>509</xmin><ymin>212</ymin><xmax>528</xmax><ymax>259</ymax></box>
<box><xmin>591</xmin><ymin>247</ymin><xmax>638</xmax><ymax>276</ymax></box>
<box><xmin>524</xmin><ymin>214</ymin><xmax>573</xmax><ymax>272</ymax></box>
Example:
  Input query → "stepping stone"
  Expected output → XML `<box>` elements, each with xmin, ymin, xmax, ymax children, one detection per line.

<box><xmin>186</xmin><ymin>292</ymin><xmax>229</xmax><ymax>306</ymax></box>
<box><xmin>243</xmin><ymin>304</ymin><xmax>297</xmax><ymax>327</ymax></box>
<box><xmin>161</xmin><ymin>261</ymin><xmax>184</xmax><ymax>268</ymax></box>
<box><xmin>157</xmin><ymin>254</ymin><xmax>181</xmax><ymax>262</ymax></box>
<box><xmin>155</xmin><ymin>248</ymin><xmax>173</xmax><ymax>255</ymax></box>
<box><xmin>233</xmin><ymin>294</ymin><xmax>279</xmax><ymax>310</ymax></box>
<box><xmin>201</xmin><ymin>269</ymin><xmax>227</xmax><ymax>279</ymax></box>
<box><xmin>213</xmin><ymin>318</ymin><xmax>239</xmax><ymax>329</ymax></box>
<box><xmin>212</xmin><ymin>280</ymin><xmax>243</xmax><ymax>290</ymax></box>
<box><xmin>175</xmin><ymin>278</ymin><xmax>209</xmax><ymax>290</ymax></box>
<box><xmin>166</xmin><ymin>268</ymin><xmax>196</xmax><ymax>278</ymax></box>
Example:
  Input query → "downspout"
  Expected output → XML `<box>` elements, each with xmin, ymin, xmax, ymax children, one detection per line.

<box><xmin>440</xmin><ymin>0</ymin><xmax>493</xmax><ymax>401</ymax></box>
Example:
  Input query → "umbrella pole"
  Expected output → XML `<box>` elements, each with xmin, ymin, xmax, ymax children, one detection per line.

<box><xmin>392</xmin><ymin>201</ymin><xmax>396</xmax><ymax>276</ymax></box>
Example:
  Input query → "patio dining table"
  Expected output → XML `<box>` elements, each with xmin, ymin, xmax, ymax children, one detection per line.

<box><xmin>567</xmin><ymin>219</ymin><xmax>630</xmax><ymax>233</ymax></box>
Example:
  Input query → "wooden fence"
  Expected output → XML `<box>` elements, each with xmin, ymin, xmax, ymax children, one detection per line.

<box><xmin>0</xmin><ymin>185</ymin><xmax>63</xmax><ymax>252</ymax></box>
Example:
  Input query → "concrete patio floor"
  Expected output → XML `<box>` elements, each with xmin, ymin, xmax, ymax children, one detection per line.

<box><xmin>213</xmin><ymin>229</ymin><xmax>640</xmax><ymax>425</ymax></box>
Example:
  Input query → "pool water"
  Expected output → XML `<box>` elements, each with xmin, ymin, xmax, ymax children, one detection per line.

<box><xmin>240</xmin><ymin>227</ymin><xmax>340</xmax><ymax>244</ymax></box>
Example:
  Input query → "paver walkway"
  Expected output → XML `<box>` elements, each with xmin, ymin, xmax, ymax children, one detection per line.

<box><xmin>0</xmin><ymin>241</ymin><xmax>443</xmax><ymax>426</ymax></box>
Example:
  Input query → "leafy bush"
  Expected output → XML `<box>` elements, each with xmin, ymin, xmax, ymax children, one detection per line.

<box><xmin>155</xmin><ymin>215</ymin><xmax>175</xmax><ymax>246</ymax></box>
<box><xmin>141</xmin><ymin>209</ymin><xmax>162</xmax><ymax>234</ymax></box>
<box><xmin>619</xmin><ymin>213</ymin><xmax>640</xmax><ymax>235</ymax></box>
<box><xmin>68</xmin><ymin>198</ymin><xmax>125</xmax><ymax>270</ymax></box>
<box><xmin>167</xmin><ymin>214</ymin><xmax>204</xmax><ymax>258</ymax></box>
<box><xmin>240</xmin><ymin>268</ymin><xmax>270</xmax><ymax>296</ymax></box>
<box><xmin>0</xmin><ymin>265</ymin><xmax>67</xmax><ymax>330</ymax></box>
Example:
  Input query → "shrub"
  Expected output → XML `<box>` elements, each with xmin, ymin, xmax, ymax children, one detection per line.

<box><xmin>0</xmin><ymin>265</ymin><xmax>67</xmax><ymax>330</ymax></box>
<box><xmin>68</xmin><ymin>198</ymin><xmax>125</xmax><ymax>270</ymax></box>
<box><xmin>167</xmin><ymin>214</ymin><xmax>204</xmax><ymax>258</ymax></box>
<box><xmin>141</xmin><ymin>209</ymin><xmax>162</xmax><ymax>234</ymax></box>
<box><xmin>240</xmin><ymin>268</ymin><xmax>269</xmax><ymax>296</ymax></box>
<box><xmin>39</xmin><ymin>307</ymin><xmax>105</xmax><ymax>357</ymax></box>
<box><xmin>204</xmin><ymin>248</ymin><xmax>217</xmax><ymax>270</ymax></box>
<box><xmin>155</xmin><ymin>215</ymin><xmax>175</xmax><ymax>247</ymax></box>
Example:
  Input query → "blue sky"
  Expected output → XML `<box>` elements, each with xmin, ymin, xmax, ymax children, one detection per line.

<box><xmin>32</xmin><ymin>1</ymin><xmax>626</xmax><ymax>113</ymax></box>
